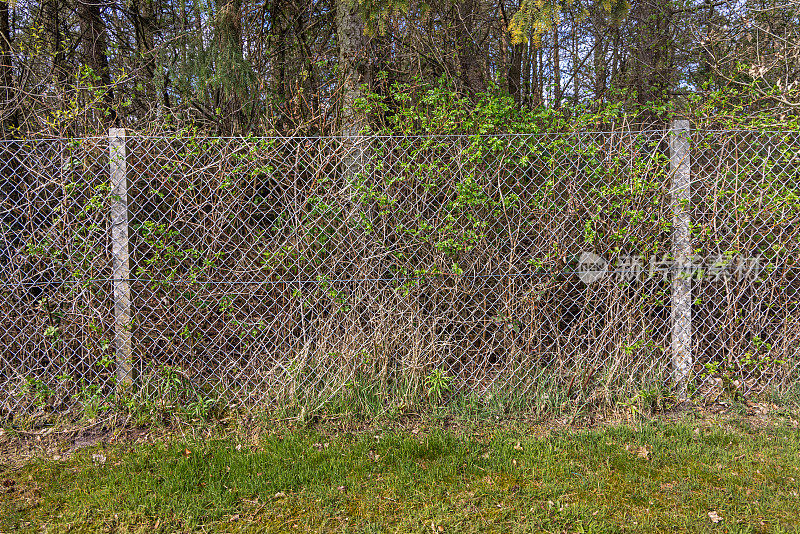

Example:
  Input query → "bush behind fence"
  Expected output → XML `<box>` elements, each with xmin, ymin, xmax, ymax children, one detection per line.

<box><xmin>1</xmin><ymin>126</ymin><xmax>799</xmax><ymax>417</ymax></box>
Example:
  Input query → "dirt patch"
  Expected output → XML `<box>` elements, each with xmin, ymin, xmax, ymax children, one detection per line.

<box><xmin>0</xmin><ymin>418</ymin><xmax>173</xmax><ymax>469</ymax></box>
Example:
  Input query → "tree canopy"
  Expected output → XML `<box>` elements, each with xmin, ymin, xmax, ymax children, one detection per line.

<box><xmin>0</xmin><ymin>0</ymin><xmax>798</xmax><ymax>136</ymax></box>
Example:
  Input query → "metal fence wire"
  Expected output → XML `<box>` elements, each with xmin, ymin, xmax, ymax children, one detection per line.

<box><xmin>1</xmin><ymin>126</ymin><xmax>799</xmax><ymax>416</ymax></box>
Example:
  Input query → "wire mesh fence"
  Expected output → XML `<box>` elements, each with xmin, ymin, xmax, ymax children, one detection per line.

<box><xmin>1</xmin><ymin>126</ymin><xmax>799</xmax><ymax>417</ymax></box>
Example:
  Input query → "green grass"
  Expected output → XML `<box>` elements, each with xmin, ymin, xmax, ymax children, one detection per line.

<box><xmin>2</xmin><ymin>419</ymin><xmax>800</xmax><ymax>533</ymax></box>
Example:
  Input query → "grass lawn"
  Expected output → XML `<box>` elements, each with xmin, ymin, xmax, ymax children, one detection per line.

<box><xmin>2</xmin><ymin>413</ymin><xmax>800</xmax><ymax>533</ymax></box>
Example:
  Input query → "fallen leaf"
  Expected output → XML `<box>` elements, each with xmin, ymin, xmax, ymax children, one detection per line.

<box><xmin>637</xmin><ymin>446</ymin><xmax>650</xmax><ymax>460</ymax></box>
<box><xmin>274</xmin><ymin>492</ymin><xmax>286</xmax><ymax>498</ymax></box>
<box><xmin>708</xmin><ymin>511</ymin><xmax>723</xmax><ymax>523</ymax></box>
<box><xmin>184</xmin><ymin>449</ymin><xmax>191</xmax><ymax>456</ymax></box>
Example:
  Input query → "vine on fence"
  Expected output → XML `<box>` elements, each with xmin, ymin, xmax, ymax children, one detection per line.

<box><xmin>1</xmin><ymin>116</ymin><xmax>799</xmax><ymax>418</ymax></box>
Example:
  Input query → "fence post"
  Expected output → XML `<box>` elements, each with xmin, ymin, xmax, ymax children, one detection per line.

<box><xmin>670</xmin><ymin>119</ymin><xmax>692</xmax><ymax>402</ymax></box>
<box><xmin>109</xmin><ymin>128</ymin><xmax>132</xmax><ymax>390</ymax></box>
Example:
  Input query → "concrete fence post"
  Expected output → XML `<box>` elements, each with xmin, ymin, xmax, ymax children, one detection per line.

<box><xmin>109</xmin><ymin>128</ymin><xmax>132</xmax><ymax>390</ymax></box>
<box><xmin>670</xmin><ymin>119</ymin><xmax>692</xmax><ymax>402</ymax></box>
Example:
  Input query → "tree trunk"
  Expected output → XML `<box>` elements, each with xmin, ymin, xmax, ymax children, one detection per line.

<box><xmin>521</xmin><ymin>40</ymin><xmax>530</xmax><ymax>105</ymax></box>
<box><xmin>130</xmin><ymin>0</ymin><xmax>156</xmax><ymax>112</ymax></box>
<box><xmin>77</xmin><ymin>0</ymin><xmax>116</xmax><ymax>126</ymax></box>
<box><xmin>610</xmin><ymin>27</ymin><xmax>621</xmax><ymax>92</ymax></box>
<box><xmin>499</xmin><ymin>27</ymin><xmax>508</xmax><ymax>87</ymax></box>
<box><xmin>43</xmin><ymin>0</ymin><xmax>68</xmax><ymax>88</ymax></box>
<box><xmin>508</xmin><ymin>43</ymin><xmax>523</xmax><ymax>104</ymax></box>
<box><xmin>0</xmin><ymin>0</ymin><xmax>16</xmax><ymax>134</ymax></box>
<box><xmin>626</xmin><ymin>0</ymin><xmax>674</xmax><ymax>119</ymax></box>
<box><xmin>336</xmin><ymin>0</ymin><xmax>370</xmax><ymax>194</ymax></box>
<box><xmin>593</xmin><ymin>31</ymin><xmax>607</xmax><ymax>102</ymax></box>
<box><xmin>455</xmin><ymin>0</ymin><xmax>485</xmax><ymax>95</ymax></box>
<box><xmin>552</xmin><ymin>23</ymin><xmax>560</xmax><ymax>109</ymax></box>
<box><xmin>269</xmin><ymin>0</ymin><xmax>288</xmax><ymax>132</ymax></box>
<box><xmin>336</xmin><ymin>0</ymin><xmax>369</xmax><ymax>134</ymax></box>
<box><xmin>214</xmin><ymin>0</ymin><xmax>245</xmax><ymax>133</ymax></box>
<box><xmin>536</xmin><ymin>45</ymin><xmax>543</xmax><ymax>106</ymax></box>
<box><xmin>571</xmin><ymin>17</ymin><xmax>579</xmax><ymax>107</ymax></box>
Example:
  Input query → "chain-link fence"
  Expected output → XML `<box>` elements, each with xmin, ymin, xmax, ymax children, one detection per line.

<box><xmin>2</xmin><ymin>126</ymin><xmax>799</xmax><ymax>417</ymax></box>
